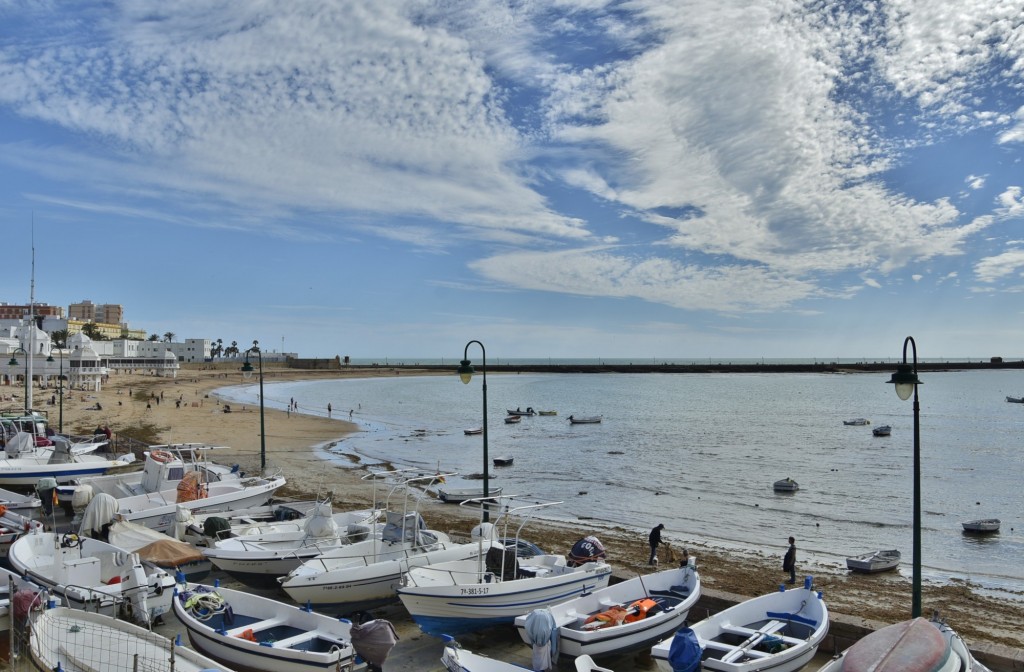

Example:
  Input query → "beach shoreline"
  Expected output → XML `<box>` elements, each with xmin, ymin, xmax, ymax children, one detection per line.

<box><xmin>24</xmin><ymin>362</ymin><xmax>1024</xmax><ymax>652</ymax></box>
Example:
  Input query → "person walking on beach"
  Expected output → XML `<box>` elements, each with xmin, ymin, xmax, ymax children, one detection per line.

<box><xmin>327</xmin><ymin>403</ymin><xmax>332</xmax><ymax>418</ymax></box>
<box><xmin>783</xmin><ymin>536</ymin><xmax>797</xmax><ymax>584</ymax></box>
<box><xmin>648</xmin><ymin>523</ymin><xmax>665</xmax><ymax>565</ymax></box>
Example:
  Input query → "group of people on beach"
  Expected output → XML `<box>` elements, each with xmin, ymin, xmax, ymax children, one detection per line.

<box><xmin>648</xmin><ymin>523</ymin><xmax>797</xmax><ymax>584</ymax></box>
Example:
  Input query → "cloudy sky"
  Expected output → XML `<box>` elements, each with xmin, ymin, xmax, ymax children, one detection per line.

<box><xmin>1</xmin><ymin>1</ymin><xmax>1022</xmax><ymax>360</ymax></box>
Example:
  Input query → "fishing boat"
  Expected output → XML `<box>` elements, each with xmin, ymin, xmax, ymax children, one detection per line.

<box><xmin>104</xmin><ymin>518</ymin><xmax>213</xmax><ymax>582</ymax></box>
<box><xmin>170</xmin><ymin>499</ymin><xmax>322</xmax><ymax>545</ymax></box>
<box><xmin>1005</xmin><ymin>396</ymin><xmax>1024</xmax><ymax>403</ymax></box>
<box><xmin>843</xmin><ymin>418</ymin><xmax>870</xmax><ymax>426</ymax></box>
<box><xmin>174</xmin><ymin>581</ymin><xmax>365</xmax><ymax>672</ymax></box>
<box><xmin>8</xmin><ymin>528</ymin><xmax>176</xmax><ymax>626</ymax></box>
<box><xmin>516</xmin><ymin>558</ymin><xmax>700</xmax><ymax>658</ymax></box>
<box><xmin>201</xmin><ymin>501</ymin><xmax>380</xmax><ymax>588</ymax></box>
<box><xmin>650</xmin><ymin>578</ymin><xmax>829</xmax><ymax>672</ymax></box>
<box><xmin>0</xmin><ymin>505</ymin><xmax>44</xmax><ymax>563</ymax></box>
<box><xmin>537</xmin><ymin>410</ymin><xmax>558</xmax><ymax>416</ymax></box>
<box><xmin>438</xmin><ymin>486</ymin><xmax>503</xmax><ymax>503</ymax></box>
<box><xmin>961</xmin><ymin>519</ymin><xmax>1000</xmax><ymax>533</ymax></box>
<box><xmin>872</xmin><ymin>425</ymin><xmax>892</xmax><ymax>437</ymax></box>
<box><xmin>464</xmin><ymin>427</ymin><xmax>483</xmax><ymax>435</ymax></box>
<box><xmin>0</xmin><ymin>429</ymin><xmax>134</xmax><ymax>487</ymax></box>
<box><xmin>846</xmin><ymin>549</ymin><xmax>900</xmax><ymax>574</ymax></box>
<box><xmin>398</xmin><ymin>500</ymin><xmax>614</xmax><ymax>636</ymax></box>
<box><xmin>0</xmin><ymin>485</ymin><xmax>42</xmax><ymax>512</ymax></box>
<box><xmin>773</xmin><ymin>478</ymin><xmax>799</xmax><ymax>493</ymax></box>
<box><xmin>492</xmin><ymin>456</ymin><xmax>514</xmax><ymax>467</ymax></box>
<box><xmin>504</xmin><ymin>415</ymin><xmax>522</xmax><ymax>425</ymax></box>
<box><xmin>29</xmin><ymin>606</ymin><xmax>233</xmax><ymax>672</ymax></box>
<box><xmin>568</xmin><ymin>415</ymin><xmax>602</xmax><ymax>424</ymax></box>
<box><xmin>817</xmin><ymin>615</ymin><xmax>990</xmax><ymax>672</ymax></box>
<box><xmin>59</xmin><ymin>448</ymin><xmax>286</xmax><ymax>532</ymax></box>
<box><xmin>279</xmin><ymin>471</ymin><xmax>499</xmax><ymax>612</ymax></box>
<box><xmin>507</xmin><ymin>408</ymin><xmax>536</xmax><ymax>416</ymax></box>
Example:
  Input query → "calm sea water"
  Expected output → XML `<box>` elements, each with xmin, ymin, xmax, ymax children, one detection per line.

<box><xmin>218</xmin><ymin>369</ymin><xmax>1024</xmax><ymax>595</ymax></box>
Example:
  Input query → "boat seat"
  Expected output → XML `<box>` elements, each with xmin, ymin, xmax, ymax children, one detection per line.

<box><xmin>225</xmin><ymin>617</ymin><xmax>287</xmax><ymax>638</ymax></box>
<box><xmin>722</xmin><ymin>620</ymin><xmax>806</xmax><ymax>646</ymax></box>
<box><xmin>717</xmin><ymin>620</ymin><xmax>789</xmax><ymax>663</ymax></box>
<box><xmin>268</xmin><ymin>631</ymin><xmax>346</xmax><ymax>650</ymax></box>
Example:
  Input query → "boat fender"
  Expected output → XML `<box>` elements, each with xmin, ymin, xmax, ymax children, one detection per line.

<box><xmin>151</xmin><ymin>450</ymin><xmax>174</xmax><ymax>463</ymax></box>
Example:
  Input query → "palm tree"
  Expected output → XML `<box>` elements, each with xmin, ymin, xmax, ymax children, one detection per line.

<box><xmin>81</xmin><ymin>323</ymin><xmax>102</xmax><ymax>340</ymax></box>
<box><xmin>225</xmin><ymin>340</ymin><xmax>239</xmax><ymax>357</ymax></box>
<box><xmin>211</xmin><ymin>338</ymin><xmax>224</xmax><ymax>358</ymax></box>
<box><xmin>163</xmin><ymin>332</ymin><xmax>175</xmax><ymax>343</ymax></box>
<box><xmin>50</xmin><ymin>329</ymin><xmax>69</xmax><ymax>348</ymax></box>
<box><xmin>147</xmin><ymin>334</ymin><xmax>161</xmax><ymax>342</ymax></box>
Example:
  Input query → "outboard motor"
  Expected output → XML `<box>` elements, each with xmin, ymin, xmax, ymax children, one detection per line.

<box><xmin>350</xmin><ymin>614</ymin><xmax>399</xmax><ymax>672</ymax></box>
<box><xmin>117</xmin><ymin>552</ymin><xmax>153</xmax><ymax>627</ymax></box>
<box><xmin>567</xmin><ymin>535</ymin><xmax>606</xmax><ymax>567</ymax></box>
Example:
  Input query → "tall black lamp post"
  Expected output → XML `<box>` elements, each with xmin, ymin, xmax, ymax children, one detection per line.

<box><xmin>887</xmin><ymin>336</ymin><xmax>922</xmax><ymax>618</ymax></box>
<box><xmin>46</xmin><ymin>346</ymin><xmax>65</xmax><ymax>433</ymax></box>
<box><xmin>8</xmin><ymin>347</ymin><xmax>29</xmax><ymax>411</ymax></box>
<box><xmin>241</xmin><ymin>340</ymin><xmax>266</xmax><ymax>473</ymax></box>
<box><xmin>457</xmin><ymin>340</ymin><xmax>489</xmax><ymax>522</ymax></box>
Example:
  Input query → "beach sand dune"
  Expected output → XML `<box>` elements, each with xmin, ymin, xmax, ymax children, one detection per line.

<box><xmin>17</xmin><ymin>362</ymin><xmax>1023</xmax><ymax>659</ymax></box>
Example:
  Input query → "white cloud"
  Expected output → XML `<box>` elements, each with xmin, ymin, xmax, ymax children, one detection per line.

<box><xmin>996</xmin><ymin>186</ymin><xmax>1024</xmax><ymax>219</ymax></box>
<box><xmin>998</xmin><ymin>106</ymin><xmax>1024</xmax><ymax>144</ymax></box>
<box><xmin>912</xmin><ymin>274</ymin><xmax>923</xmax><ymax>282</ymax></box>
<box><xmin>974</xmin><ymin>250</ymin><xmax>1024</xmax><ymax>283</ymax></box>
<box><xmin>966</xmin><ymin>175</ymin><xmax>986</xmax><ymax>190</ymax></box>
<box><xmin>864</xmin><ymin>278</ymin><xmax>882</xmax><ymax>289</ymax></box>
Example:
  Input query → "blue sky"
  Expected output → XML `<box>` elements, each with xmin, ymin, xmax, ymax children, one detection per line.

<box><xmin>1</xmin><ymin>1</ymin><xmax>1022</xmax><ymax>360</ymax></box>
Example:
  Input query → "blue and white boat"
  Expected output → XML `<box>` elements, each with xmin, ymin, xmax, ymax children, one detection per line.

<box><xmin>0</xmin><ymin>429</ymin><xmax>133</xmax><ymax>487</ymax></box>
<box><xmin>650</xmin><ymin>578</ymin><xmax>829</xmax><ymax>672</ymax></box>
<box><xmin>398</xmin><ymin>500</ymin><xmax>613</xmax><ymax>637</ymax></box>
<box><xmin>173</xmin><ymin>581</ymin><xmax>368</xmax><ymax>672</ymax></box>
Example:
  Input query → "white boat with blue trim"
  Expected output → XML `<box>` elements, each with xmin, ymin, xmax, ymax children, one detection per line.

<box><xmin>398</xmin><ymin>500</ymin><xmax>613</xmax><ymax>637</ymax></box>
<box><xmin>651</xmin><ymin>578</ymin><xmax>829</xmax><ymax>672</ymax></box>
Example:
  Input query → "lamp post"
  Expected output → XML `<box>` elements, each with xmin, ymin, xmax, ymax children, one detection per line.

<box><xmin>887</xmin><ymin>336</ymin><xmax>922</xmax><ymax>618</ymax></box>
<box><xmin>241</xmin><ymin>340</ymin><xmax>266</xmax><ymax>473</ymax></box>
<box><xmin>7</xmin><ymin>347</ymin><xmax>29</xmax><ymax>411</ymax></box>
<box><xmin>46</xmin><ymin>346</ymin><xmax>65</xmax><ymax>433</ymax></box>
<box><xmin>457</xmin><ymin>340</ymin><xmax>489</xmax><ymax>522</ymax></box>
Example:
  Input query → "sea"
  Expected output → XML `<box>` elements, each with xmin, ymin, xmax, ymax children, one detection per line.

<box><xmin>216</xmin><ymin>367</ymin><xmax>1024</xmax><ymax>598</ymax></box>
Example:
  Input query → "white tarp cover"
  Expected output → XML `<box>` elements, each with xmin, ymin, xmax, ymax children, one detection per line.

<box><xmin>303</xmin><ymin>501</ymin><xmax>340</xmax><ymax>539</ymax></box>
<box><xmin>78</xmin><ymin>492</ymin><xmax>118</xmax><ymax>537</ymax></box>
<box><xmin>107</xmin><ymin>520</ymin><xmax>204</xmax><ymax>566</ymax></box>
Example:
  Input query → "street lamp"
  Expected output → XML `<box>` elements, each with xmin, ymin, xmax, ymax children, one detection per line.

<box><xmin>241</xmin><ymin>340</ymin><xmax>266</xmax><ymax>473</ymax></box>
<box><xmin>457</xmin><ymin>340</ymin><xmax>489</xmax><ymax>522</ymax></box>
<box><xmin>7</xmin><ymin>347</ymin><xmax>29</xmax><ymax>410</ymax></box>
<box><xmin>46</xmin><ymin>346</ymin><xmax>65</xmax><ymax>433</ymax></box>
<box><xmin>887</xmin><ymin>336</ymin><xmax>922</xmax><ymax>618</ymax></box>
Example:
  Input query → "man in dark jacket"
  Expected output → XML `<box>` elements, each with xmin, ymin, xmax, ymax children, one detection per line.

<box><xmin>648</xmin><ymin>523</ymin><xmax>665</xmax><ymax>565</ymax></box>
<box><xmin>783</xmin><ymin>536</ymin><xmax>796</xmax><ymax>584</ymax></box>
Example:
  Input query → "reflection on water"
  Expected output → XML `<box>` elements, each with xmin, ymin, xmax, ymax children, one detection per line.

<box><xmin>218</xmin><ymin>369</ymin><xmax>1024</xmax><ymax>595</ymax></box>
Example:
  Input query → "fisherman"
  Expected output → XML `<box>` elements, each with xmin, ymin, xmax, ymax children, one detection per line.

<box><xmin>648</xmin><ymin>523</ymin><xmax>665</xmax><ymax>565</ymax></box>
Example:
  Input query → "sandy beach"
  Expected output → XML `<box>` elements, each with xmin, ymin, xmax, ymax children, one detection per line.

<box><xmin>26</xmin><ymin>362</ymin><xmax>1024</xmax><ymax>661</ymax></box>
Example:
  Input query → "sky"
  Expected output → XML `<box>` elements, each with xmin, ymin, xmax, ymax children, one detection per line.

<box><xmin>1</xmin><ymin>1</ymin><xmax>1022</xmax><ymax>361</ymax></box>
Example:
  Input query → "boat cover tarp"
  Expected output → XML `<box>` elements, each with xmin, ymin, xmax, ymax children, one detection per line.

<box><xmin>523</xmin><ymin>608</ymin><xmax>559</xmax><ymax>672</ymax></box>
<box><xmin>78</xmin><ymin>492</ymin><xmax>118</xmax><ymax>538</ymax></box>
<box><xmin>668</xmin><ymin>627</ymin><xmax>702</xmax><ymax>672</ymax></box>
<box><xmin>381</xmin><ymin>511</ymin><xmax>436</xmax><ymax>546</ymax></box>
<box><xmin>304</xmin><ymin>501</ymin><xmax>340</xmax><ymax>538</ymax></box>
<box><xmin>485</xmin><ymin>546</ymin><xmax>518</xmax><ymax>581</ymax></box>
<box><xmin>203</xmin><ymin>516</ymin><xmax>232</xmax><ymax>539</ymax></box>
<box><xmin>4</xmin><ymin>432</ymin><xmax>33</xmax><ymax>458</ymax></box>
<box><xmin>567</xmin><ymin>536</ymin><xmax>606</xmax><ymax>566</ymax></box>
<box><xmin>107</xmin><ymin>520</ymin><xmax>205</xmax><ymax>566</ymax></box>
<box><xmin>350</xmin><ymin>618</ymin><xmax>400</xmax><ymax>666</ymax></box>
<box><xmin>176</xmin><ymin>471</ymin><xmax>206</xmax><ymax>503</ymax></box>
<box><xmin>843</xmin><ymin>617</ymin><xmax>951</xmax><ymax>672</ymax></box>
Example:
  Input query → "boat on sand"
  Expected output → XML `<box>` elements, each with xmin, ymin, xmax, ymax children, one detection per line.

<box><xmin>846</xmin><ymin>549</ymin><xmax>900</xmax><ymax>574</ymax></box>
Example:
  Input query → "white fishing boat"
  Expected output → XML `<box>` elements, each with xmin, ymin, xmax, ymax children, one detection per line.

<box><xmin>8</xmin><ymin>528</ymin><xmax>176</xmax><ymax>626</ymax></box>
<box><xmin>846</xmin><ymin>549</ymin><xmax>900</xmax><ymax>574</ymax></box>
<box><xmin>174</xmin><ymin>581</ymin><xmax>366</xmax><ymax>672</ymax></box>
<box><xmin>64</xmin><ymin>458</ymin><xmax>286</xmax><ymax>532</ymax></box>
<box><xmin>0</xmin><ymin>430</ymin><xmax>134</xmax><ymax>487</ymax></box>
<box><xmin>517</xmin><ymin>558</ymin><xmax>701</xmax><ymax>658</ymax></box>
<box><xmin>438</xmin><ymin>485</ymin><xmax>503</xmax><ymax>503</ymax></box>
<box><xmin>0</xmin><ymin>504</ymin><xmax>44</xmax><ymax>563</ymax></box>
<box><xmin>0</xmin><ymin>484</ymin><xmax>42</xmax><ymax>512</ymax></box>
<box><xmin>201</xmin><ymin>501</ymin><xmax>380</xmax><ymax>588</ymax></box>
<box><xmin>961</xmin><ymin>519</ymin><xmax>1000</xmax><ymax>533</ymax></box>
<box><xmin>504</xmin><ymin>415</ymin><xmax>522</xmax><ymax>424</ymax></box>
<box><xmin>56</xmin><ymin>444</ymin><xmax>247</xmax><ymax>514</ymax></box>
<box><xmin>170</xmin><ymin>499</ymin><xmax>322</xmax><ymax>545</ymax></box>
<box><xmin>464</xmin><ymin>427</ymin><xmax>483</xmax><ymax>435</ymax></box>
<box><xmin>398</xmin><ymin>500</ymin><xmax>614</xmax><ymax>636</ymax></box>
<box><xmin>651</xmin><ymin>579</ymin><xmax>829</xmax><ymax>672</ymax></box>
<box><xmin>280</xmin><ymin>471</ymin><xmax>497</xmax><ymax>612</ymax></box>
<box><xmin>817</xmin><ymin>615</ymin><xmax>990</xmax><ymax>672</ymax></box>
<box><xmin>843</xmin><ymin>418</ymin><xmax>870</xmax><ymax>426</ymax></box>
<box><xmin>29</xmin><ymin>606</ymin><xmax>233</xmax><ymax>672</ymax></box>
<box><xmin>872</xmin><ymin>425</ymin><xmax>892</xmax><ymax>437</ymax></box>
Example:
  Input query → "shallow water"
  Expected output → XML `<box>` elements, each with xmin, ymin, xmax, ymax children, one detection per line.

<box><xmin>218</xmin><ymin>369</ymin><xmax>1024</xmax><ymax>595</ymax></box>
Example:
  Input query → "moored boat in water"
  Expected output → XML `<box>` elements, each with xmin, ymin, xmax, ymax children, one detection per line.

<box><xmin>961</xmin><ymin>519</ymin><xmax>1000</xmax><ymax>533</ymax></box>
